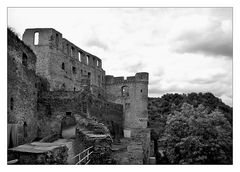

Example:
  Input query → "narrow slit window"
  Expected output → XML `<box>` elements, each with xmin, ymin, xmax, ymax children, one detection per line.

<box><xmin>62</xmin><ymin>63</ymin><xmax>65</xmax><ymax>70</ymax></box>
<box><xmin>56</xmin><ymin>33</ymin><xmax>59</xmax><ymax>47</ymax></box>
<box><xmin>22</xmin><ymin>53</ymin><xmax>28</xmax><ymax>67</ymax></box>
<box><xmin>71</xmin><ymin>47</ymin><xmax>74</xmax><ymax>57</ymax></box>
<box><xmin>86</xmin><ymin>55</ymin><xmax>89</xmax><ymax>65</ymax></box>
<box><xmin>72</xmin><ymin>66</ymin><xmax>76</xmax><ymax>74</ymax></box>
<box><xmin>10</xmin><ymin>97</ymin><xmax>14</xmax><ymax>110</ymax></box>
<box><xmin>66</xmin><ymin>44</ymin><xmax>69</xmax><ymax>54</ymax></box>
<box><xmin>34</xmin><ymin>32</ymin><xmax>39</xmax><ymax>45</ymax></box>
<box><xmin>23</xmin><ymin>122</ymin><xmax>28</xmax><ymax>138</ymax></box>
<box><xmin>78</xmin><ymin>52</ymin><xmax>82</xmax><ymax>62</ymax></box>
<box><xmin>98</xmin><ymin>75</ymin><xmax>101</xmax><ymax>86</ymax></box>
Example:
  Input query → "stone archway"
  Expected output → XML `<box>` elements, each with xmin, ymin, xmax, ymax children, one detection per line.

<box><xmin>61</xmin><ymin>112</ymin><xmax>77</xmax><ymax>139</ymax></box>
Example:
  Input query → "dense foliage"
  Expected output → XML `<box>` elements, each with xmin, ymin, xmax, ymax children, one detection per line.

<box><xmin>148</xmin><ymin>93</ymin><xmax>232</xmax><ymax>164</ymax></box>
<box><xmin>163</xmin><ymin>103</ymin><xmax>232</xmax><ymax>164</ymax></box>
<box><xmin>148</xmin><ymin>92</ymin><xmax>232</xmax><ymax>137</ymax></box>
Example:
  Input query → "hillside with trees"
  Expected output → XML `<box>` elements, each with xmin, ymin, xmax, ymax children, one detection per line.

<box><xmin>148</xmin><ymin>92</ymin><xmax>232</xmax><ymax>164</ymax></box>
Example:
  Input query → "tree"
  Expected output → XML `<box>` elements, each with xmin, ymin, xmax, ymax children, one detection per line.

<box><xmin>163</xmin><ymin>103</ymin><xmax>232</xmax><ymax>164</ymax></box>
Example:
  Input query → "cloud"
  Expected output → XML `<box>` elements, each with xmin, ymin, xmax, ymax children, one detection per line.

<box><xmin>8</xmin><ymin>8</ymin><xmax>232</xmax><ymax>106</ymax></box>
<box><xmin>173</xmin><ymin>20</ymin><xmax>232</xmax><ymax>58</ymax></box>
<box><xmin>189</xmin><ymin>73</ymin><xmax>227</xmax><ymax>85</ymax></box>
<box><xmin>125</xmin><ymin>62</ymin><xmax>144</xmax><ymax>73</ymax></box>
<box><xmin>86</xmin><ymin>38</ymin><xmax>109</xmax><ymax>50</ymax></box>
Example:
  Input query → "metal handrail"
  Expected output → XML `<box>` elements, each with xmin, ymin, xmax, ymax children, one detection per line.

<box><xmin>72</xmin><ymin>146</ymin><xmax>93</xmax><ymax>165</ymax></box>
<box><xmin>7</xmin><ymin>159</ymin><xmax>18</xmax><ymax>165</ymax></box>
<box><xmin>72</xmin><ymin>146</ymin><xmax>93</xmax><ymax>159</ymax></box>
<box><xmin>76</xmin><ymin>151</ymin><xmax>93</xmax><ymax>165</ymax></box>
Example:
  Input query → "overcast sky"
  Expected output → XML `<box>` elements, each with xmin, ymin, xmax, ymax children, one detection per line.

<box><xmin>7</xmin><ymin>8</ymin><xmax>232</xmax><ymax>106</ymax></box>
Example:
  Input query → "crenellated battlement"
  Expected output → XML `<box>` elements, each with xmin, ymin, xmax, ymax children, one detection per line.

<box><xmin>105</xmin><ymin>72</ymin><xmax>149</xmax><ymax>85</ymax></box>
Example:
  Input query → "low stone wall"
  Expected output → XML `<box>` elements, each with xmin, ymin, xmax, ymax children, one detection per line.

<box><xmin>8</xmin><ymin>142</ymin><xmax>68</xmax><ymax>164</ymax></box>
<box><xmin>75</xmin><ymin>122</ymin><xmax>113</xmax><ymax>164</ymax></box>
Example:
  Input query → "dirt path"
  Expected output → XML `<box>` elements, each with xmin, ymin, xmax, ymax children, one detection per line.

<box><xmin>62</xmin><ymin>125</ymin><xmax>76</xmax><ymax>139</ymax></box>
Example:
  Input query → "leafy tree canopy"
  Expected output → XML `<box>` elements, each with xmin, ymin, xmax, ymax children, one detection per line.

<box><xmin>163</xmin><ymin>103</ymin><xmax>232</xmax><ymax>164</ymax></box>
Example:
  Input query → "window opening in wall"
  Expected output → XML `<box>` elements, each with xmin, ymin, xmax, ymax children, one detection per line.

<box><xmin>66</xmin><ymin>112</ymin><xmax>72</xmax><ymax>116</ymax></box>
<box><xmin>56</xmin><ymin>33</ymin><xmax>59</xmax><ymax>48</ymax></box>
<box><xmin>23</xmin><ymin>121</ymin><xmax>28</xmax><ymax>138</ymax></box>
<box><xmin>98</xmin><ymin>75</ymin><xmax>101</xmax><ymax>86</ymax></box>
<box><xmin>88</xmin><ymin>72</ymin><xmax>91</xmax><ymax>78</ymax></box>
<box><xmin>34</xmin><ymin>32</ymin><xmax>39</xmax><ymax>45</ymax></box>
<box><xmin>122</xmin><ymin>86</ymin><xmax>129</xmax><ymax>97</ymax></box>
<box><xmin>86</xmin><ymin>55</ymin><xmax>89</xmax><ymax>65</ymax></box>
<box><xmin>78</xmin><ymin>52</ymin><xmax>82</xmax><ymax>62</ymax></box>
<box><xmin>10</xmin><ymin>97</ymin><xmax>14</xmax><ymax>110</ymax></box>
<box><xmin>141</xmin><ymin>89</ymin><xmax>142</xmax><ymax>92</ymax></box>
<box><xmin>62</xmin><ymin>63</ymin><xmax>65</xmax><ymax>70</ymax></box>
<box><xmin>22</xmin><ymin>53</ymin><xmax>28</xmax><ymax>67</ymax></box>
<box><xmin>72</xmin><ymin>66</ymin><xmax>76</xmax><ymax>74</ymax></box>
<box><xmin>66</xmin><ymin>44</ymin><xmax>69</xmax><ymax>54</ymax></box>
<box><xmin>61</xmin><ymin>83</ymin><xmax>65</xmax><ymax>90</ymax></box>
<box><xmin>81</xmin><ymin>70</ymin><xmax>83</xmax><ymax>75</ymax></box>
<box><xmin>71</xmin><ymin>47</ymin><xmax>74</xmax><ymax>57</ymax></box>
<box><xmin>74</xmin><ymin>87</ymin><xmax>76</xmax><ymax>91</ymax></box>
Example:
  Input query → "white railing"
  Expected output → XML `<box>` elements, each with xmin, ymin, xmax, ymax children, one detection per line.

<box><xmin>7</xmin><ymin>159</ymin><xmax>18</xmax><ymax>165</ymax></box>
<box><xmin>72</xmin><ymin>146</ymin><xmax>93</xmax><ymax>165</ymax></box>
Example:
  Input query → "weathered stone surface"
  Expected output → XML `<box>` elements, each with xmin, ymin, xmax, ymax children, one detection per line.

<box><xmin>8</xmin><ymin>27</ymin><xmax>151</xmax><ymax>165</ymax></box>
<box><xmin>7</xmin><ymin>29</ymin><xmax>49</xmax><ymax>146</ymax></box>
<box><xmin>22</xmin><ymin>28</ymin><xmax>105</xmax><ymax>96</ymax></box>
<box><xmin>105</xmin><ymin>73</ymin><xmax>149</xmax><ymax>129</ymax></box>
<box><xmin>8</xmin><ymin>142</ymin><xmax>68</xmax><ymax>164</ymax></box>
<box><xmin>37</xmin><ymin>90</ymin><xmax>123</xmax><ymax>140</ymax></box>
<box><xmin>111</xmin><ymin>128</ymin><xmax>151</xmax><ymax>164</ymax></box>
<box><xmin>74</xmin><ymin>118</ymin><xmax>114</xmax><ymax>164</ymax></box>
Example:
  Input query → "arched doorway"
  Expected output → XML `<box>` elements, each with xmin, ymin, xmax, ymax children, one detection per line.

<box><xmin>61</xmin><ymin>112</ymin><xmax>76</xmax><ymax>139</ymax></box>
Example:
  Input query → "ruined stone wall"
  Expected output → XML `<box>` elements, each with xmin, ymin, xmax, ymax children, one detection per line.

<box><xmin>8</xmin><ymin>29</ymin><xmax>40</xmax><ymax>145</ymax></box>
<box><xmin>105</xmin><ymin>73</ymin><xmax>149</xmax><ymax>129</ymax></box>
<box><xmin>88</xmin><ymin>97</ymin><xmax>124</xmax><ymax>139</ymax></box>
<box><xmin>131</xmin><ymin>128</ymin><xmax>151</xmax><ymax>164</ymax></box>
<box><xmin>111</xmin><ymin>128</ymin><xmax>151</xmax><ymax>164</ymax></box>
<box><xmin>37</xmin><ymin>90</ymin><xmax>123</xmax><ymax>139</ymax></box>
<box><xmin>22</xmin><ymin>28</ymin><xmax>105</xmax><ymax>93</ymax></box>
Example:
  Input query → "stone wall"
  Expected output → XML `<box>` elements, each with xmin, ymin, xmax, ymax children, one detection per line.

<box><xmin>76</xmin><ymin>127</ymin><xmax>113</xmax><ymax>164</ymax></box>
<box><xmin>105</xmin><ymin>73</ymin><xmax>149</xmax><ymax>129</ymax></box>
<box><xmin>37</xmin><ymin>90</ymin><xmax>123</xmax><ymax>140</ymax></box>
<box><xmin>7</xmin><ymin>29</ymin><xmax>42</xmax><ymax>146</ymax></box>
<box><xmin>22</xmin><ymin>28</ymin><xmax>105</xmax><ymax>92</ymax></box>
<box><xmin>8</xmin><ymin>142</ymin><xmax>68</xmax><ymax>164</ymax></box>
<box><xmin>111</xmin><ymin>128</ymin><xmax>151</xmax><ymax>164</ymax></box>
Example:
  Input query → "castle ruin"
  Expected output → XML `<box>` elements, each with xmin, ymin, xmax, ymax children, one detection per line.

<box><xmin>7</xmin><ymin>28</ymin><xmax>151</xmax><ymax>164</ymax></box>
